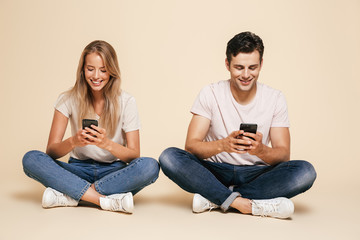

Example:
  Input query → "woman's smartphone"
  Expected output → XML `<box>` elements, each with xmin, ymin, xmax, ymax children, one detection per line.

<box><xmin>240</xmin><ymin>123</ymin><xmax>257</xmax><ymax>140</ymax></box>
<box><xmin>82</xmin><ymin>119</ymin><xmax>98</xmax><ymax>138</ymax></box>
<box><xmin>82</xmin><ymin>119</ymin><xmax>98</xmax><ymax>130</ymax></box>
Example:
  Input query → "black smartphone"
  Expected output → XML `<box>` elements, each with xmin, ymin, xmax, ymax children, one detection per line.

<box><xmin>82</xmin><ymin>119</ymin><xmax>98</xmax><ymax>130</ymax></box>
<box><xmin>240</xmin><ymin>123</ymin><xmax>257</xmax><ymax>140</ymax></box>
<box><xmin>82</xmin><ymin>119</ymin><xmax>99</xmax><ymax>139</ymax></box>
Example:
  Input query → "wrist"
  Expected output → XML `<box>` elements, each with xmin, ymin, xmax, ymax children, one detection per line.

<box><xmin>255</xmin><ymin>144</ymin><xmax>267</xmax><ymax>159</ymax></box>
<box><xmin>69</xmin><ymin>136</ymin><xmax>76</xmax><ymax>149</ymax></box>
<box><xmin>104</xmin><ymin>139</ymin><xmax>113</xmax><ymax>152</ymax></box>
<box><xmin>218</xmin><ymin>138</ymin><xmax>225</xmax><ymax>153</ymax></box>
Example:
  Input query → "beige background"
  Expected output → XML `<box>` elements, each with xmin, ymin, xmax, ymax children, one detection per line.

<box><xmin>1</xmin><ymin>0</ymin><xmax>359</xmax><ymax>239</ymax></box>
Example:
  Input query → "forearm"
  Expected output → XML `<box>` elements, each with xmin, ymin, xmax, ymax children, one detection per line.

<box><xmin>104</xmin><ymin>140</ymin><xmax>140</xmax><ymax>163</ymax></box>
<box><xmin>185</xmin><ymin>139</ymin><xmax>224</xmax><ymax>160</ymax></box>
<box><xmin>46</xmin><ymin>137</ymin><xmax>75</xmax><ymax>159</ymax></box>
<box><xmin>256</xmin><ymin>145</ymin><xmax>290</xmax><ymax>165</ymax></box>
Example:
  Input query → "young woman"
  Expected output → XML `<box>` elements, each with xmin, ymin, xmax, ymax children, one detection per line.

<box><xmin>22</xmin><ymin>40</ymin><xmax>159</xmax><ymax>213</ymax></box>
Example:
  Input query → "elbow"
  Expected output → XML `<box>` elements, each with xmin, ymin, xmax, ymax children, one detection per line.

<box><xmin>45</xmin><ymin>147</ymin><xmax>55</xmax><ymax>159</ymax></box>
<box><xmin>184</xmin><ymin>143</ymin><xmax>194</xmax><ymax>154</ymax></box>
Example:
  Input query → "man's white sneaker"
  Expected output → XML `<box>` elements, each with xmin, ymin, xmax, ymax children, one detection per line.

<box><xmin>42</xmin><ymin>187</ymin><xmax>78</xmax><ymax>208</ymax></box>
<box><xmin>100</xmin><ymin>192</ymin><xmax>134</xmax><ymax>213</ymax></box>
<box><xmin>251</xmin><ymin>197</ymin><xmax>294</xmax><ymax>219</ymax></box>
<box><xmin>192</xmin><ymin>193</ymin><xmax>219</xmax><ymax>213</ymax></box>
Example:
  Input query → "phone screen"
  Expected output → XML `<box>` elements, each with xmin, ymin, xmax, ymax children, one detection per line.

<box><xmin>239</xmin><ymin>123</ymin><xmax>257</xmax><ymax>140</ymax></box>
<box><xmin>82</xmin><ymin>119</ymin><xmax>98</xmax><ymax>130</ymax></box>
<box><xmin>82</xmin><ymin>119</ymin><xmax>98</xmax><ymax>138</ymax></box>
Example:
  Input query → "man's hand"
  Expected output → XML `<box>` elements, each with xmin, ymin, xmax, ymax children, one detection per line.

<box><xmin>221</xmin><ymin>130</ymin><xmax>253</xmax><ymax>154</ymax></box>
<box><xmin>242</xmin><ymin>131</ymin><xmax>264</xmax><ymax>156</ymax></box>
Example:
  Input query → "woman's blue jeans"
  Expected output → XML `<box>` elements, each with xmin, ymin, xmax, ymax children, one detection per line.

<box><xmin>159</xmin><ymin>147</ymin><xmax>316</xmax><ymax>211</ymax></box>
<box><xmin>23</xmin><ymin>150</ymin><xmax>160</xmax><ymax>201</ymax></box>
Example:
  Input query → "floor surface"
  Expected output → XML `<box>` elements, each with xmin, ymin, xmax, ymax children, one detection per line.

<box><xmin>1</xmin><ymin>172</ymin><xmax>359</xmax><ymax>240</ymax></box>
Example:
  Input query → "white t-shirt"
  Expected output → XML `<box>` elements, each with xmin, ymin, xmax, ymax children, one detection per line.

<box><xmin>55</xmin><ymin>91</ymin><xmax>140</xmax><ymax>163</ymax></box>
<box><xmin>191</xmin><ymin>80</ymin><xmax>289</xmax><ymax>166</ymax></box>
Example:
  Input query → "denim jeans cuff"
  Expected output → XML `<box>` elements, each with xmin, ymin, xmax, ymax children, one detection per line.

<box><xmin>75</xmin><ymin>183</ymin><xmax>91</xmax><ymax>202</ymax></box>
<box><xmin>220</xmin><ymin>192</ymin><xmax>241</xmax><ymax>211</ymax></box>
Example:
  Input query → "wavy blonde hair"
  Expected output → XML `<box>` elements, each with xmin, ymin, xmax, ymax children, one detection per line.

<box><xmin>63</xmin><ymin>40</ymin><xmax>121</xmax><ymax>138</ymax></box>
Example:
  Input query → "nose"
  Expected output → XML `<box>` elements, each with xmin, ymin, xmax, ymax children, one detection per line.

<box><xmin>242</xmin><ymin>69</ymin><xmax>250</xmax><ymax>79</ymax></box>
<box><xmin>94</xmin><ymin>70</ymin><xmax>100</xmax><ymax>79</ymax></box>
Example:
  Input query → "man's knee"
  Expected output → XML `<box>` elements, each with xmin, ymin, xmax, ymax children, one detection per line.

<box><xmin>159</xmin><ymin>147</ymin><xmax>185</xmax><ymax>174</ymax></box>
<box><xmin>293</xmin><ymin>160</ymin><xmax>317</xmax><ymax>191</ymax></box>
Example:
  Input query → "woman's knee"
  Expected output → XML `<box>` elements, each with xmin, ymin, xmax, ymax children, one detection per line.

<box><xmin>131</xmin><ymin>157</ymin><xmax>160</xmax><ymax>184</ymax></box>
<box><xmin>144</xmin><ymin>157</ymin><xmax>160</xmax><ymax>180</ymax></box>
<box><xmin>22</xmin><ymin>150</ymin><xmax>44</xmax><ymax>170</ymax></box>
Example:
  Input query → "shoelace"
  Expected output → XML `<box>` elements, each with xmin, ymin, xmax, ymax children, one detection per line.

<box><xmin>205</xmin><ymin>201</ymin><xmax>218</xmax><ymax>212</ymax></box>
<box><xmin>109</xmin><ymin>195</ymin><xmax>126</xmax><ymax>211</ymax></box>
<box><xmin>55</xmin><ymin>192</ymin><xmax>70</xmax><ymax>206</ymax></box>
<box><xmin>252</xmin><ymin>200</ymin><xmax>279</xmax><ymax>217</ymax></box>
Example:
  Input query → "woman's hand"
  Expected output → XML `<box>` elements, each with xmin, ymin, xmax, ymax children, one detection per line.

<box><xmin>82</xmin><ymin>125</ymin><xmax>111</xmax><ymax>150</ymax></box>
<box><xmin>71</xmin><ymin>129</ymin><xmax>92</xmax><ymax>148</ymax></box>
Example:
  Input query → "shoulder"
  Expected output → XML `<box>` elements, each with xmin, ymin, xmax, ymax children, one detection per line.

<box><xmin>198</xmin><ymin>80</ymin><xmax>230</xmax><ymax>96</ymax></box>
<box><xmin>55</xmin><ymin>91</ymin><xmax>75</xmax><ymax>107</ymax></box>
<box><xmin>208</xmin><ymin>79</ymin><xmax>230</xmax><ymax>91</ymax></box>
<box><xmin>119</xmin><ymin>90</ymin><xmax>138</xmax><ymax>111</ymax></box>
<box><xmin>120</xmin><ymin>90</ymin><xmax>136</xmax><ymax>102</ymax></box>
<box><xmin>258</xmin><ymin>82</ymin><xmax>285</xmax><ymax>100</ymax></box>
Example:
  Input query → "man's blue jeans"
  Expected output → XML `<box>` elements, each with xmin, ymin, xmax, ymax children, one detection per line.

<box><xmin>159</xmin><ymin>147</ymin><xmax>316</xmax><ymax>211</ymax></box>
<box><xmin>23</xmin><ymin>150</ymin><xmax>160</xmax><ymax>201</ymax></box>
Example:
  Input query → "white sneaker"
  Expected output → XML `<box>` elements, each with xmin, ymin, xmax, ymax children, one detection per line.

<box><xmin>42</xmin><ymin>187</ymin><xmax>78</xmax><ymax>208</ymax></box>
<box><xmin>251</xmin><ymin>197</ymin><xmax>294</xmax><ymax>219</ymax></box>
<box><xmin>100</xmin><ymin>192</ymin><xmax>134</xmax><ymax>213</ymax></box>
<box><xmin>192</xmin><ymin>193</ymin><xmax>219</xmax><ymax>213</ymax></box>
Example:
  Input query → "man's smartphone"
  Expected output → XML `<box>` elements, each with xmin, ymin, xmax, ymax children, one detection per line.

<box><xmin>82</xmin><ymin>119</ymin><xmax>98</xmax><ymax>138</ymax></box>
<box><xmin>240</xmin><ymin>123</ymin><xmax>257</xmax><ymax>140</ymax></box>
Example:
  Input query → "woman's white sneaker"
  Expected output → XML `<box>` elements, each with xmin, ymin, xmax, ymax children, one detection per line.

<box><xmin>192</xmin><ymin>193</ymin><xmax>219</xmax><ymax>213</ymax></box>
<box><xmin>251</xmin><ymin>197</ymin><xmax>294</xmax><ymax>219</ymax></box>
<box><xmin>100</xmin><ymin>192</ymin><xmax>134</xmax><ymax>213</ymax></box>
<box><xmin>42</xmin><ymin>187</ymin><xmax>78</xmax><ymax>208</ymax></box>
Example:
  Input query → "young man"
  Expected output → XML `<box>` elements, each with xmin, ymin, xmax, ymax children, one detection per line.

<box><xmin>159</xmin><ymin>31</ymin><xmax>316</xmax><ymax>219</ymax></box>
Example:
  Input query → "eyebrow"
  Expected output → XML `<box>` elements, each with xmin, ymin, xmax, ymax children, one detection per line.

<box><xmin>85</xmin><ymin>65</ymin><xmax>106</xmax><ymax>68</ymax></box>
<box><xmin>233</xmin><ymin>64</ymin><xmax>259</xmax><ymax>67</ymax></box>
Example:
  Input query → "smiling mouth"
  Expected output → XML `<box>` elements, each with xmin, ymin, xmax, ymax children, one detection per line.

<box><xmin>91</xmin><ymin>79</ymin><xmax>103</xmax><ymax>86</ymax></box>
<box><xmin>239</xmin><ymin>79</ymin><xmax>252</xmax><ymax>85</ymax></box>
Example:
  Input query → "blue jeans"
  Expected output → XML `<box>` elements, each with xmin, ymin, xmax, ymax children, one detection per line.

<box><xmin>159</xmin><ymin>147</ymin><xmax>316</xmax><ymax>211</ymax></box>
<box><xmin>23</xmin><ymin>150</ymin><xmax>160</xmax><ymax>201</ymax></box>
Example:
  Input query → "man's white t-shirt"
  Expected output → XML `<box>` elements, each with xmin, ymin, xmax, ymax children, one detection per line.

<box><xmin>54</xmin><ymin>91</ymin><xmax>140</xmax><ymax>163</ymax></box>
<box><xmin>191</xmin><ymin>80</ymin><xmax>289</xmax><ymax>166</ymax></box>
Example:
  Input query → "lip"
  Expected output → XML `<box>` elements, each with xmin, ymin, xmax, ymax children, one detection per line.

<box><xmin>239</xmin><ymin>79</ymin><xmax>252</xmax><ymax>86</ymax></box>
<box><xmin>90</xmin><ymin>79</ymin><xmax>103</xmax><ymax>86</ymax></box>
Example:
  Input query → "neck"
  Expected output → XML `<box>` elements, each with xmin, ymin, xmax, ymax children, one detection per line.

<box><xmin>91</xmin><ymin>90</ymin><xmax>104</xmax><ymax>102</ymax></box>
<box><xmin>91</xmin><ymin>90</ymin><xmax>105</xmax><ymax>116</ymax></box>
<box><xmin>230</xmin><ymin>81</ymin><xmax>257</xmax><ymax>105</ymax></box>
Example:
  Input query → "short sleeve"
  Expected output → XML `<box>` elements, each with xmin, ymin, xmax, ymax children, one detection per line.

<box><xmin>54</xmin><ymin>93</ymin><xmax>71</xmax><ymax>118</ymax></box>
<box><xmin>271</xmin><ymin>92</ymin><xmax>290</xmax><ymax>127</ymax></box>
<box><xmin>122</xmin><ymin>96</ymin><xmax>141</xmax><ymax>132</ymax></box>
<box><xmin>190</xmin><ymin>86</ymin><xmax>213</xmax><ymax>120</ymax></box>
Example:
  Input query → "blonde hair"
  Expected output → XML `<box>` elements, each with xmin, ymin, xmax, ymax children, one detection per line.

<box><xmin>63</xmin><ymin>40</ymin><xmax>121</xmax><ymax>138</ymax></box>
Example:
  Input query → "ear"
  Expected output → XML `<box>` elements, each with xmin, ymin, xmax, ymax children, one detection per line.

<box><xmin>259</xmin><ymin>58</ymin><xmax>263</xmax><ymax>70</ymax></box>
<box><xmin>225</xmin><ymin>58</ymin><xmax>230</xmax><ymax>71</ymax></box>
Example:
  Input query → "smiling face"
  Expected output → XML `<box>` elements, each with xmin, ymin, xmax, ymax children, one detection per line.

<box><xmin>226</xmin><ymin>50</ymin><xmax>262</xmax><ymax>96</ymax></box>
<box><xmin>84</xmin><ymin>52</ymin><xmax>110</xmax><ymax>94</ymax></box>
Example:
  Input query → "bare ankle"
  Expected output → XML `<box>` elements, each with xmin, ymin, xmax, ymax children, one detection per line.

<box><xmin>230</xmin><ymin>197</ymin><xmax>252</xmax><ymax>214</ymax></box>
